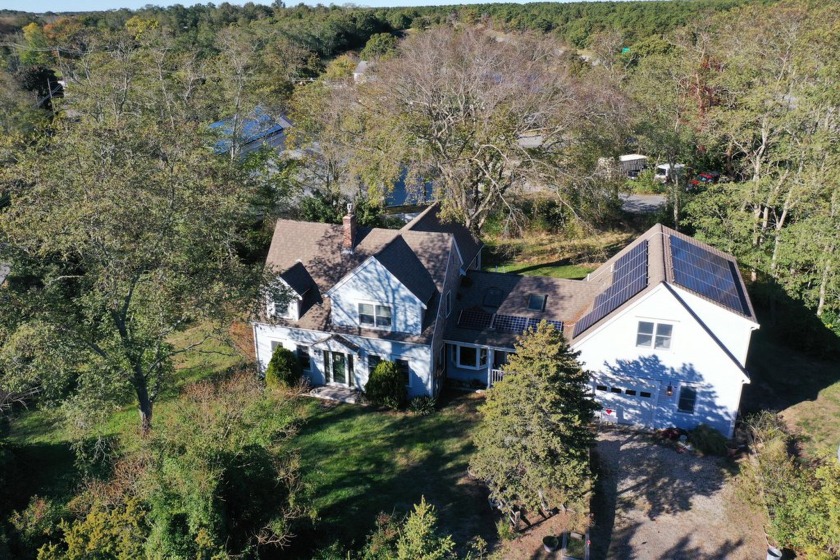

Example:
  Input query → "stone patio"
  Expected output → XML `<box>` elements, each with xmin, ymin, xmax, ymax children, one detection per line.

<box><xmin>308</xmin><ymin>385</ymin><xmax>361</xmax><ymax>404</ymax></box>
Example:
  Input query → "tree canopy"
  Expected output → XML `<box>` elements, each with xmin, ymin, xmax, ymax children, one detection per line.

<box><xmin>470</xmin><ymin>322</ymin><xmax>599</xmax><ymax>525</ymax></box>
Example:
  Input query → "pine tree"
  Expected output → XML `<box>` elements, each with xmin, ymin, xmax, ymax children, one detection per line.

<box><xmin>470</xmin><ymin>321</ymin><xmax>599</xmax><ymax>525</ymax></box>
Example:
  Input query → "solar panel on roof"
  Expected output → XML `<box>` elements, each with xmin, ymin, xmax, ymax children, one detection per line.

<box><xmin>669</xmin><ymin>236</ymin><xmax>749</xmax><ymax>315</ymax></box>
<box><xmin>493</xmin><ymin>314</ymin><xmax>531</xmax><ymax>334</ymax></box>
<box><xmin>544</xmin><ymin>319</ymin><xmax>564</xmax><ymax>332</ymax></box>
<box><xmin>575</xmin><ymin>241</ymin><xmax>649</xmax><ymax>336</ymax></box>
<box><xmin>458</xmin><ymin>308</ymin><xmax>494</xmax><ymax>330</ymax></box>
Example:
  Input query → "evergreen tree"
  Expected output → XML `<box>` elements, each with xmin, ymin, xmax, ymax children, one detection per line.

<box><xmin>470</xmin><ymin>322</ymin><xmax>599</xmax><ymax>526</ymax></box>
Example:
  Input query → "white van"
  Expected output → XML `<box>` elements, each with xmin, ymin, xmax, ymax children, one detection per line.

<box><xmin>654</xmin><ymin>163</ymin><xmax>686</xmax><ymax>182</ymax></box>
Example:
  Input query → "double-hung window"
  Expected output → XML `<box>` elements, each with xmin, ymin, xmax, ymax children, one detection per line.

<box><xmin>636</xmin><ymin>321</ymin><xmax>673</xmax><ymax>349</ymax></box>
<box><xmin>359</xmin><ymin>303</ymin><xmax>392</xmax><ymax>328</ymax></box>
<box><xmin>296</xmin><ymin>345</ymin><xmax>311</xmax><ymax>371</ymax></box>
<box><xmin>677</xmin><ymin>386</ymin><xmax>697</xmax><ymax>413</ymax></box>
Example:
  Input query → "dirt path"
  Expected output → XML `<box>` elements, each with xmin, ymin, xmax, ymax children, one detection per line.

<box><xmin>589</xmin><ymin>427</ymin><xmax>766</xmax><ymax>560</ymax></box>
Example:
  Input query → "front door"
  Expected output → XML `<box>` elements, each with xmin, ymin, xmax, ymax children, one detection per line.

<box><xmin>324</xmin><ymin>351</ymin><xmax>354</xmax><ymax>387</ymax></box>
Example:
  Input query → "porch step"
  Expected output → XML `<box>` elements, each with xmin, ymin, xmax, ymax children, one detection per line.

<box><xmin>308</xmin><ymin>385</ymin><xmax>361</xmax><ymax>404</ymax></box>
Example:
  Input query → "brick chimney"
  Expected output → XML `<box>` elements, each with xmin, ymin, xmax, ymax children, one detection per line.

<box><xmin>342</xmin><ymin>203</ymin><xmax>356</xmax><ymax>253</ymax></box>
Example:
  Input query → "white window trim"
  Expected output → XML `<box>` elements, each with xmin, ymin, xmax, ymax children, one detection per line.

<box><xmin>357</xmin><ymin>301</ymin><xmax>394</xmax><ymax>331</ymax></box>
<box><xmin>273</xmin><ymin>299</ymin><xmax>296</xmax><ymax>319</ymax></box>
<box><xmin>677</xmin><ymin>384</ymin><xmax>697</xmax><ymax>414</ymax></box>
<box><xmin>635</xmin><ymin>320</ymin><xmax>674</xmax><ymax>350</ymax></box>
<box><xmin>455</xmin><ymin>344</ymin><xmax>488</xmax><ymax>370</ymax></box>
<box><xmin>445</xmin><ymin>290</ymin><xmax>452</xmax><ymax>317</ymax></box>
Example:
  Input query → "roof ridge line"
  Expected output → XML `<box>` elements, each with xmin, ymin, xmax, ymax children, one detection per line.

<box><xmin>401</xmin><ymin>202</ymin><xmax>440</xmax><ymax>232</ymax></box>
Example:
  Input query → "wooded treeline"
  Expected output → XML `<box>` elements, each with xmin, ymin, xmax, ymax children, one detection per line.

<box><xmin>0</xmin><ymin>0</ymin><xmax>838</xmax><ymax>557</ymax></box>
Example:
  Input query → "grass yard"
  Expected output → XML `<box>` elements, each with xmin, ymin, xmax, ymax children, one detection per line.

<box><xmin>4</xmin><ymin>322</ymin><xmax>250</xmax><ymax>508</ymax></box>
<box><xmin>482</xmin><ymin>229</ymin><xmax>633</xmax><ymax>280</ymax></box>
<box><xmin>742</xmin><ymin>328</ymin><xmax>840</xmax><ymax>458</ymax></box>
<box><xmin>290</xmin><ymin>392</ymin><xmax>493</xmax><ymax>556</ymax></box>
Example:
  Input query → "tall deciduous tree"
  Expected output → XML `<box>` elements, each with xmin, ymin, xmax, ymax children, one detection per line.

<box><xmin>354</xmin><ymin>26</ymin><xmax>612</xmax><ymax>233</ymax></box>
<box><xmin>0</xmin><ymin>42</ymin><xmax>259</xmax><ymax>434</ymax></box>
<box><xmin>470</xmin><ymin>322</ymin><xmax>598</xmax><ymax>525</ymax></box>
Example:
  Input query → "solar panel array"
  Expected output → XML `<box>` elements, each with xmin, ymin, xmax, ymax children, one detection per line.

<box><xmin>543</xmin><ymin>319</ymin><xmax>565</xmax><ymax>332</ymax></box>
<box><xmin>458</xmin><ymin>310</ymin><xmax>564</xmax><ymax>334</ymax></box>
<box><xmin>458</xmin><ymin>308</ymin><xmax>494</xmax><ymax>330</ymax></box>
<box><xmin>575</xmin><ymin>241</ymin><xmax>649</xmax><ymax>336</ymax></box>
<box><xmin>493</xmin><ymin>314</ymin><xmax>534</xmax><ymax>334</ymax></box>
<box><xmin>669</xmin><ymin>236</ymin><xmax>749</xmax><ymax>315</ymax></box>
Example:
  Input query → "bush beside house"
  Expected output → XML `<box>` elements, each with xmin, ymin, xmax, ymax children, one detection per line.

<box><xmin>265</xmin><ymin>346</ymin><xmax>303</xmax><ymax>388</ymax></box>
<box><xmin>364</xmin><ymin>361</ymin><xmax>407</xmax><ymax>410</ymax></box>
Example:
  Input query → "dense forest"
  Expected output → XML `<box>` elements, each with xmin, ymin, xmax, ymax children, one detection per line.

<box><xmin>0</xmin><ymin>0</ymin><xmax>838</xmax><ymax>558</ymax></box>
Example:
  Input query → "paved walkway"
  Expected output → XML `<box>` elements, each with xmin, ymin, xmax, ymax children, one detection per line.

<box><xmin>308</xmin><ymin>385</ymin><xmax>361</xmax><ymax>404</ymax></box>
<box><xmin>620</xmin><ymin>194</ymin><xmax>666</xmax><ymax>214</ymax></box>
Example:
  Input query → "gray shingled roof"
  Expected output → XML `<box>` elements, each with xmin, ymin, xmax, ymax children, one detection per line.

<box><xmin>280</xmin><ymin>261</ymin><xmax>314</xmax><ymax>297</ymax></box>
<box><xmin>403</xmin><ymin>203</ymin><xmax>482</xmax><ymax>268</ymax></box>
<box><xmin>374</xmin><ymin>235</ymin><xmax>436</xmax><ymax>304</ymax></box>
<box><xmin>445</xmin><ymin>271</ymin><xmax>598</xmax><ymax>348</ymax></box>
<box><xmin>264</xmin><ymin>215</ymin><xmax>454</xmax><ymax>342</ymax></box>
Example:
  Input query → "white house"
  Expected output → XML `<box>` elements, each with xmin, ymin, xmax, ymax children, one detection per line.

<box><xmin>254</xmin><ymin>209</ymin><xmax>758</xmax><ymax>437</ymax></box>
<box><xmin>253</xmin><ymin>204</ymin><xmax>480</xmax><ymax>399</ymax></box>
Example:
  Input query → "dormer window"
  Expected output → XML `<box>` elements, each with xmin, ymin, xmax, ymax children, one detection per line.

<box><xmin>359</xmin><ymin>303</ymin><xmax>392</xmax><ymax>328</ymax></box>
<box><xmin>274</xmin><ymin>299</ymin><xmax>295</xmax><ymax>319</ymax></box>
<box><xmin>528</xmin><ymin>294</ymin><xmax>547</xmax><ymax>311</ymax></box>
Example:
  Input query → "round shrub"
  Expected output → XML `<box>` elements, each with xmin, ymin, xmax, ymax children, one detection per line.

<box><xmin>688</xmin><ymin>424</ymin><xmax>728</xmax><ymax>456</ymax></box>
<box><xmin>364</xmin><ymin>361</ymin><xmax>406</xmax><ymax>410</ymax></box>
<box><xmin>265</xmin><ymin>346</ymin><xmax>302</xmax><ymax>388</ymax></box>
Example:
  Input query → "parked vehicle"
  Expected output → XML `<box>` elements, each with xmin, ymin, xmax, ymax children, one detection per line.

<box><xmin>619</xmin><ymin>154</ymin><xmax>649</xmax><ymax>179</ymax></box>
<box><xmin>653</xmin><ymin>163</ymin><xmax>686</xmax><ymax>183</ymax></box>
<box><xmin>688</xmin><ymin>171</ymin><xmax>721</xmax><ymax>190</ymax></box>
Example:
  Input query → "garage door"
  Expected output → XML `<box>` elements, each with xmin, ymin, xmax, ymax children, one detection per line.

<box><xmin>593</xmin><ymin>378</ymin><xmax>658</xmax><ymax>427</ymax></box>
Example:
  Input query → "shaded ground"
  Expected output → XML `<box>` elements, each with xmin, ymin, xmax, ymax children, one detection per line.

<box><xmin>742</xmin><ymin>330</ymin><xmax>840</xmax><ymax>457</ymax></box>
<box><xmin>493</xmin><ymin>511</ymin><xmax>581</xmax><ymax>560</ymax></box>
<box><xmin>590</xmin><ymin>427</ymin><xmax>765</xmax><ymax>560</ymax></box>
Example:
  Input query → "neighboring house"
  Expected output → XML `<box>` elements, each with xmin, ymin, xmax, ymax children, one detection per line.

<box><xmin>254</xmin><ymin>211</ymin><xmax>757</xmax><ymax>437</ymax></box>
<box><xmin>210</xmin><ymin>107</ymin><xmax>293</xmax><ymax>157</ymax></box>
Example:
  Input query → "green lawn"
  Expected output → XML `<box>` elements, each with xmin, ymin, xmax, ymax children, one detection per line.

<box><xmin>481</xmin><ymin>229</ymin><xmax>632</xmax><ymax>281</ymax></box>
<box><xmin>290</xmin><ymin>392</ymin><xmax>492</xmax><ymax>555</ymax></box>
<box><xmin>486</xmin><ymin>262</ymin><xmax>595</xmax><ymax>279</ymax></box>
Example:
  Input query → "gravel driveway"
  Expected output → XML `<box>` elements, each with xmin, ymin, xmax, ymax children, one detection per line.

<box><xmin>589</xmin><ymin>427</ymin><xmax>766</xmax><ymax>560</ymax></box>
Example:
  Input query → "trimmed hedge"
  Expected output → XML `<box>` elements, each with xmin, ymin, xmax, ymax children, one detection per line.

<box><xmin>265</xmin><ymin>346</ymin><xmax>303</xmax><ymax>388</ymax></box>
<box><xmin>364</xmin><ymin>361</ymin><xmax>406</xmax><ymax>410</ymax></box>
